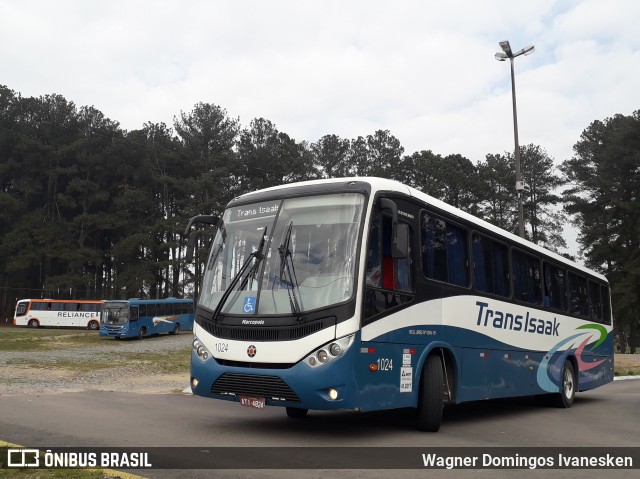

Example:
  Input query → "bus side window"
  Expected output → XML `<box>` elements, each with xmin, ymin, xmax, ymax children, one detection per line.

<box><xmin>543</xmin><ymin>263</ymin><xmax>567</xmax><ymax>311</ymax></box>
<box><xmin>601</xmin><ymin>285</ymin><xmax>612</xmax><ymax>325</ymax></box>
<box><xmin>32</xmin><ymin>302</ymin><xmax>46</xmax><ymax>311</ymax></box>
<box><xmin>422</xmin><ymin>212</ymin><xmax>468</xmax><ymax>287</ymax></box>
<box><xmin>364</xmin><ymin>212</ymin><xmax>414</xmax><ymax>321</ymax></box>
<box><xmin>568</xmin><ymin>272</ymin><xmax>589</xmax><ymax>317</ymax></box>
<box><xmin>588</xmin><ymin>281</ymin><xmax>603</xmax><ymax>322</ymax></box>
<box><xmin>512</xmin><ymin>250</ymin><xmax>542</xmax><ymax>304</ymax></box>
<box><xmin>380</xmin><ymin>215</ymin><xmax>412</xmax><ymax>292</ymax></box>
<box><xmin>366</xmin><ymin>212</ymin><xmax>413</xmax><ymax>291</ymax></box>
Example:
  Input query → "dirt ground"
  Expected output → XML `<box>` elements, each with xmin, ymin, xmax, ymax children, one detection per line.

<box><xmin>614</xmin><ymin>353</ymin><xmax>640</xmax><ymax>373</ymax></box>
<box><xmin>0</xmin><ymin>364</ymin><xmax>190</xmax><ymax>396</ymax></box>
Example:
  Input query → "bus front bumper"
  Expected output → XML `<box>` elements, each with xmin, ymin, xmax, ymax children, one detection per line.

<box><xmin>190</xmin><ymin>346</ymin><xmax>361</xmax><ymax>411</ymax></box>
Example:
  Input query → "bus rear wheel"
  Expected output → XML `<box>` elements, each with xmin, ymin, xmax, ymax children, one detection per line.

<box><xmin>137</xmin><ymin>327</ymin><xmax>146</xmax><ymax>340</ymax></box>
<box><xmin>286</xmin><ymin>407</ymin><xmax>308</xmax><ymax>418</ymax></box>
<box><xmin>417</xmin><ymin>353</ymin><xmax>444</xmax><ymax>432</ymax></box>
<box><xmin>169</xmin><ymin>323</ymin><xmax>180</xmax><ymax>335</ymax></box>
<box><xmin>87</xmin><ymin>320</ymin><xmax>99</xmax><ymax>330</ymax></box>
<box><xmin>28</xmin><ymin>319</ymin><xmax>39</xmax><ymax>328</ymax></box>
<box><xmin>552</xmin><ymin>360</ymin><xmax>576</xmax><ymax>408</ymax></box>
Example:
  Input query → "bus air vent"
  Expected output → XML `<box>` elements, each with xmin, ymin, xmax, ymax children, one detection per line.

<box><xmin>211</xmin><ymin>373</ymin><xmax>301</xmax><ymax>403</ymax></box>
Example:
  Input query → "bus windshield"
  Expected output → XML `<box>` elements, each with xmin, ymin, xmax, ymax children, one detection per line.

<box><xmin>101</xmin><ymin>302</ymin><xmax>130</xmax><ymax>325</ymax></box>
<box><xmin>199</xmin><ymin>192</ymin><xmax>365</xmax><ymax>315</ymax></box>
<box><xmin>15</xmin><ymin>301</ymin><xmax>28</xmax><ymax>317</ymax></box>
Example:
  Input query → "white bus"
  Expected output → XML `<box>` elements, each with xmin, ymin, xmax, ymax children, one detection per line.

<box><xmin>13</xmin><ymin>299</ymin><xmax>104</xmax><ymax>330</ymax></box>
<box><xmin>186</xmin><ymin>177</ymin><xmax>613</xmax><ymax>431</ymax></box>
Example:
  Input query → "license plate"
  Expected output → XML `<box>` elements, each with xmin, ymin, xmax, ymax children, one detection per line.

<box><xmin>240</xmin><ymin>395</ymin><xmax>265</xmax><ymax>409</ymax></box>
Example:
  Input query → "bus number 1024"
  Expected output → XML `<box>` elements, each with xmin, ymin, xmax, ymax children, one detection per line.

<box><xmin>377</xmin><ymin>358</ymin><xmax>393</xmax><ymax>371</ymax></box>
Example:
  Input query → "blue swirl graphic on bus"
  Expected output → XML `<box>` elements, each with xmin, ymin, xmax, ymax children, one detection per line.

<box><xmin>537</xmin><ymin>324</ymin><xmax>608</xmax><ymax>392</ymax></box>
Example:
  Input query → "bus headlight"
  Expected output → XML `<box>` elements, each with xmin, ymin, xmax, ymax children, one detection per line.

<box><xmin>305</xmin><ymin>334</ymin><xmax>355</xmax><ymax>368</ymax></box>
<box><xmin>317</xmin><ymin>350</ymin><xmax>328</xmax><ymax>363</ymax></box>
<box><xmin>192</xmin><ymin>338</ymin><xmax>211</xmax><ymax>361</ymax></box>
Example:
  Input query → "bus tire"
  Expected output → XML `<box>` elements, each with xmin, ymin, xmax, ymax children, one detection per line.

<box><xmin>170</xmin><ymin>323</ymin><xmax>180</xmax><ymax>335</ymax></box>
<box><xmin>552</xmin><ymin>360</ymin><xmax>576</xmax><ymax>408</ymax></box>
<box><xmin>417</xmin><ymin>353</ymin><xmax>444</xmax><ymax>432</ymax></box>
<box><xmin>286</xmin><ymin>407</ymin><xmax>308</xmax><ymax>418</ymax></box>
<box><xmin>137</xmin><ymin>327</ymin><xmax>146</xmax><ymax>340</ymax></box>
<box><xmin>28</xmin><ymin>319</ymin><xmax>39</xmax><ymax>328</ymax></box>
<box><xmin>87</xmin><ymin>320</ymin><xmax>99</xmax><ymax>330</ymax></box>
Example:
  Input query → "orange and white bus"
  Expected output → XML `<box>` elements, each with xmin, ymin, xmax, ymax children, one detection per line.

<box><xmin>13</xmin><ymin>299</ymin><xmax>104</xmax><ymax>330</ymax></box>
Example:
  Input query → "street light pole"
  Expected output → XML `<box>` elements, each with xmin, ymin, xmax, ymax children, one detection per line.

<box><xmin>495</xmin><ymin>40</ymin><xmax>534</xmax><ymax>239</ymax></box>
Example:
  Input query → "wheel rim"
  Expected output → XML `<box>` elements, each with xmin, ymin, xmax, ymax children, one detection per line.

<box><xmin>564</xmin><ymin>368</ymin><xmax>574</xmax><ymax>398</ymax></box>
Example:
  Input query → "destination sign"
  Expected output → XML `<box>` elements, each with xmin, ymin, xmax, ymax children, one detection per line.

<box><xmin>231</xmin><ymin>201</ymin><xmax>280</xmax><ymax>222</ymax></box>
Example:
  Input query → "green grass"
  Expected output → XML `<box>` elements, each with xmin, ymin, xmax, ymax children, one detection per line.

<box><xmin>0</xmin><ymin>328</ymin><xmax>101</xmax><ymax>352</ymax></box>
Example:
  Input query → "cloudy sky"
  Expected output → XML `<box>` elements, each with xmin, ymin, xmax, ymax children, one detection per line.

<box><xmin>3</xmin><ymin>0</ymin><xmax>639</xmax><ymax>168</ymax></box>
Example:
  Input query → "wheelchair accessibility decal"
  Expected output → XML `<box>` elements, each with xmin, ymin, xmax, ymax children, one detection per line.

<box><xmin>243</xmin><ymin>296</ymin><xmax>257</xmax><ymax>313</ymax></box>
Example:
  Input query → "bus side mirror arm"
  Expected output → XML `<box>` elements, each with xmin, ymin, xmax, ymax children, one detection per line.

<box><xmin>184</xmin><ymin>215</ymin><xmax>218</xmax><ymax>236</ymax></box>
<box><xmin>184</xmin><ymin>215</ymin><xmax>219</xmax><ymax>263</ymax></box>
<box><xmin>185</xmin><ymin>234</ymin><xmax>198</xmax><ymax>263</ymax></box>
<box><xmin>379</xmin><ymin>198</ymin><xmax>408</xmax><ymax>259</ymax></box>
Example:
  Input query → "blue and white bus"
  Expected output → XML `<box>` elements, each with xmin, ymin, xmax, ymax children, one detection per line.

<box><xmin>100</xmin><ymin>298</ymin><xmax>195</xmax><ymax>339</ymax></box>
<box><xmin>186</xmin><ymin>178</ymin><xmax>613</xmax><ymax>431</ymax></box>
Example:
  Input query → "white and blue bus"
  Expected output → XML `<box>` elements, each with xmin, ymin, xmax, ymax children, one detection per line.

<box><xmin>100</xmin><ymin>298</ymin><xmax>195</xmax><ymax>339</ymax></box>
<box><xmin>186</xmin><ymin>177</ymin><xmax>613</xmax><ymax>431</ymax></box>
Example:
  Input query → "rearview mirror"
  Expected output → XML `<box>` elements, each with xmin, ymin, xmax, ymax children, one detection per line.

<box><xmin>184</xmin><ymin>215</ymin><xmax>219</xmax><ymax>263</ymax></box>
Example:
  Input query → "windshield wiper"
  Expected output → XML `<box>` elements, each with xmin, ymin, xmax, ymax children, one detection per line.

<box><xmin>278</xmin><ymin>221</ymin><xmax>303</xmax><ymax>318</ymax></box>
<box><xmin>212</xmin><ymin>227</ymin><xmax>268</xmax><ymax>321</ymax></box>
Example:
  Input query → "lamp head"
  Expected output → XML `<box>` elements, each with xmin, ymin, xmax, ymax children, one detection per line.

<box><xmin>499</xmin><ymin>40</ymin><xmax>513</xmax><ymax>57</ymax></box>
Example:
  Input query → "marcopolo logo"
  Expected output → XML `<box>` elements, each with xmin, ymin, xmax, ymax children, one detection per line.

<box><xmin>247</xmin><ymin>345</ymin><xmax>257</xmax><ymax>358</ymax></box>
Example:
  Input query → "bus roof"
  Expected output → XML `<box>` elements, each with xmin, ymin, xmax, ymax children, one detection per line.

<box><xmin>230</xmin><ymin>176</ymin><xmax>607</xmax><ymax>283</ymax></box>
<box><xmin>18</xmin><ymin>298</ymin><xmax>104</xmax><ymax>303</ymax></box>
<box><xmin>103</xmin><ymin>298</ymin><xmax>193</xmax><ymax>304</ymax></box>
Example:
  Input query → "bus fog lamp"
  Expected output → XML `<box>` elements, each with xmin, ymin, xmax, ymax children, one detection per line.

<box><xmin>308</xmin><ymin>357</ymin><xmax>317</xmax><ymax>366</ymax></box>
<box><xmin>191</xmin><ymin>378</ymin><xmax>199</xmax><ymax>388</ymax></box>
<box><xmin>328</xmin><ymin>388</ymin><xmax>339</xmax><ymax>400</ymax></box>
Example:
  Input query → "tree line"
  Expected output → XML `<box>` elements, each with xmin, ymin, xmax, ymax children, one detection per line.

<box><xmin>0</xmin><ymin>85</ymin><xmax>637</xmax><ymax>349</ymax></box>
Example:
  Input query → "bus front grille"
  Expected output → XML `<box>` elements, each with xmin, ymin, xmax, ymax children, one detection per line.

<box><xmin>211</xmin><ymin>373</ymin><xmax>300</xmax><ymax>403</ymax></box>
